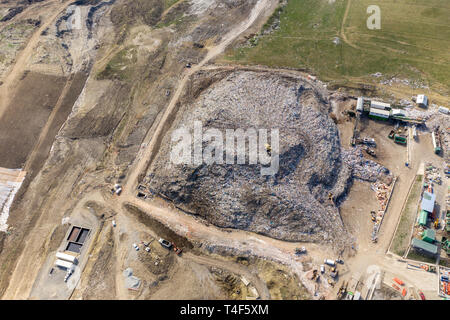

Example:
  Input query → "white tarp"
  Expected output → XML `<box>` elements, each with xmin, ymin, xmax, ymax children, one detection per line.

<box><xmin>56</xmin><ymin>252</ymin><xmax>77</xmax><ymax>263</ymax></box>
<box><xmin>55</xmin><ymin>259</ymin><xmax>73</xmax><ymax>269</ymax></box>
<box><xmin>0</xmin><ymin>168</ymin><xmax>26</xmax><ymax>232</ymax></box>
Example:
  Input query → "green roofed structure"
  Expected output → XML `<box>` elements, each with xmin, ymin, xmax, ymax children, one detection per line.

<box><xmin>418</xmin><ymin>210</ymin><xmax>428</xmax><ymax>226</ymax></box>
<box><xmin>422</xmin><ymin>229</ymin><xmax>435</xmax><ymax>243</ymax></box>
<box><xmin>411</xmin><ymin>238</ymin><xmax>438</xmax><ymax>256</ymax></box>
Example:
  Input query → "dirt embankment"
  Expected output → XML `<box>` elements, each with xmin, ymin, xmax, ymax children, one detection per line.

<box><xmin>82</xmin><ymin>227</ymin><xmax>117</xmax><ymax>300</ymax></box>
<box><xmin>124</xmin><ymin>203</ymin><xmax>194</xmax><ymax>251</ymax></box>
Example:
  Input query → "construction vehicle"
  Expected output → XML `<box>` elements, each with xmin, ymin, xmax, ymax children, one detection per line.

<box><xmin>328</xmin><ymin>279</ymin><xmax>335</xmax><ymax>287</ymax></box>
<box><xmin>311</xmin><ymin>269</ymin><xmax>318</xmax><ymax>281</ymax></box>
<box><xmin>363</xmin><ymin>145</ymin><xmax>376</xmax><ymax>157</ymax></box>
<box><xmin>330</xmin><ymin>270</ymin><xmax>339</xmax><ymax>278</ymax></box>
<box><xmin>388</xmin><ymin>130</ymin><xmax>395</xmax><ymax>139</ymax></box>
<box><xmin>265</xmin><ymin>143</ymin><xmax>271</xmax><ymax>156</ymax></box>
<box><xmin>295</xmin><ymin>247</ymin><xmax>306</xmax><ymax>255</ymax></box>
<box><xmin>337</xmin><ymin>281</ymin><xmax>348</xmax><ymax>299</ymax></box>
<box><xmin>420</xmin><ymin>264</ymin><xmax>436</xmax><ymax>273</ymax></box>
<box><xmin>362</xmin><ymin>137</ymin><xmax>376</xmax><ymax>147</ymax></box>
<box><xmin>173</xmin><ymin>246</ymin><xmax>183</xmax><ymax>256</ymax></box>
<box><xmin>320</xmin><ymin>265</ymin><xmax>325</xmax><ymax>273</ymax></box>
<box><xmin>328</xmin><ymin>192</ymin><xmax>334</xmax><ymax>204</ymax></box>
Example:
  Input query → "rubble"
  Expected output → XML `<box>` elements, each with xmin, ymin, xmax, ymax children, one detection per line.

<box><xmin>342</xmin><ymin>147</ymin><xmax>391</xmax><ymax>182</ymax></box>
<box><xmin>123</xmin><ymin>268</ymin><xmax>141</xmax><ymax>291</ymax></box>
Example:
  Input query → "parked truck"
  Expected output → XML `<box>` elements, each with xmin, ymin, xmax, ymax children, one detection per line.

<box><xmin>394</xmin><ymin>134</ymin><xmax>407</xmax><ymax>145</ymax></box>
<box><xmin>432</xmin><ymin>128</ymin><xmax>442</xmax><ymax>154</ymax></box>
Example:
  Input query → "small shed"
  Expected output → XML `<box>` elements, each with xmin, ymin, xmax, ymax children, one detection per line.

<box><xmin>417</xmin><ymin>95</ymin><xmax>428</xmax><ymax>107</ymax></box>
<box><xmin>411</xmin><ymin>238</ymin><xmax>438</xmax><ymax>256</ymax></box>
<box><xmin>418</xmin><ymin>210</ymin><xmax>428</xmax><ymax>226</ymax></box>
<box><xmin>391</xmin><ymin>109</ymin><xmax>406</xmax><ymax>117</ymax></box>
<box><xmin>421</xmin><ymin>191</ymin><xmax>436</xmax><ymax>213</ymax></box>
<box><xmin>422</xmin><ymin>229</ymin><xmax>436</xmax><ymax>243</ymax></box>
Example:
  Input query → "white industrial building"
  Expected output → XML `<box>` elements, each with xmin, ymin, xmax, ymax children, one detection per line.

<box><xmin>356</xmin><ymin>97</ymin><xmax>364</xmax><ymax>112</ymax></box>
<box><xmin>370</xmin><ymin>100</ymin><xmax>391</xmax><ymax>110</ymax></box>
<box><xmin>55</xmin><ymin>259</ymin><xmax>73</xmax><ymax>270</ymax></box>
<box><xmin>369</xmin><ymin>108</ymin><xmax>390</xmax><ymax>120</ymax></box>
<box><xmin>54</xmin><ymin>251</ymin><xmax>78</xmax><ymax>270</ymax></box>
<box><xmin>416</xmin><ymin>94</ymin><xmax>428</xmax><ymax>107</ymax></box>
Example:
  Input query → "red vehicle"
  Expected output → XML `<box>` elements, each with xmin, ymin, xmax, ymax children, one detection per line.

<box><xmin>393</xmin><ymin>278</ymin><xmax>404</xmax><ymax>286</ymax></box>
<box><xmin>419</xmin><ymin>291</ymin><xmax>426</xmax><ymax>300</ymax></box>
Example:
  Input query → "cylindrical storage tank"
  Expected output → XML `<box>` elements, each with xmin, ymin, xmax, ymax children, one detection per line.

<box><xmin>56</xmin><ymin>252</ymin><xmax>77</xmax><ymax>263</ymax></box>
<box><xmin>324</xmin><ymin>259</ymin><xmax>336</xmax><ymax>266</ymax></box>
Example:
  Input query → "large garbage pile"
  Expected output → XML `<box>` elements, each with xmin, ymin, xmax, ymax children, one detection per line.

<box><xmin>145</xmin><ymin>71</ymin><xmax>352</xmax><ymax>245</ymax></box>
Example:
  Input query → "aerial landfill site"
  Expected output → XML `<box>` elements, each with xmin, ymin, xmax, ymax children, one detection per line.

<box><xmin>0</xmin><ymin>0</ymin><xmax>449</xmax><ymax>304</ymax></box>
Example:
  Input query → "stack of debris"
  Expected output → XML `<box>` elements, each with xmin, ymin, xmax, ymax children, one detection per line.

<box><xmin>342</xmin><ymin>147</ymin><xmax>390</xmax><ymax>182</ymax></box>
<box><xmin>123</xmin><ymin>268</ymin><xmax>141</xmax><ymax>291</ymax></box>
<box><xmin>370</xmin><ymin>181</ymin><xmax>395</xmax><ymax>241</ymax></box>
<box><xmin>424</xmin><ymin>163</ymin><xmax>441</xmax><ymax>186</ymax></box>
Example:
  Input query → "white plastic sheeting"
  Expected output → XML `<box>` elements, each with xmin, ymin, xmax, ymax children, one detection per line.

<box><xmin>0</xmin><ymin>168</ymin><xmax>26</xmax><ymax>232</ymax></box>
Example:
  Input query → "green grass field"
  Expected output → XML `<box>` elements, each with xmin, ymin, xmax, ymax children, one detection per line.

<box><xmin>391</xmin><ymin>175</ymin><xmax>422</xmax><ymax>257</ymax></box>
<box><xmin>224</xmin><ymin>0</ymin><xmax>450</xmax><ymax>93</ymax></box>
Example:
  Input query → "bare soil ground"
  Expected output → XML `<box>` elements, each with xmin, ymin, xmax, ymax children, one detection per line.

<box><xmin>0</xmin><ymin>72</ymin><xmax>65</xmax><ymax>168</ymax></box>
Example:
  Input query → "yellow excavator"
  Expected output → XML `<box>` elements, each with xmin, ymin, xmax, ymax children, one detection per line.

<box><xmin>265</xmin><ymin>143</ymin><xmax>272</xmax><ymax>156</ymax></box>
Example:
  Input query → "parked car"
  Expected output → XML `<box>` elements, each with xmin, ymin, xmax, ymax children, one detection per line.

<box><xmin>320</xmin><ymin>265</ymin><xmax>325</xmax><ymax>274</ymax></box>
<box><xmin>158</xmin><ymin>238</ymin><xmax>172</xmax><ymax>249</ymax></box>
